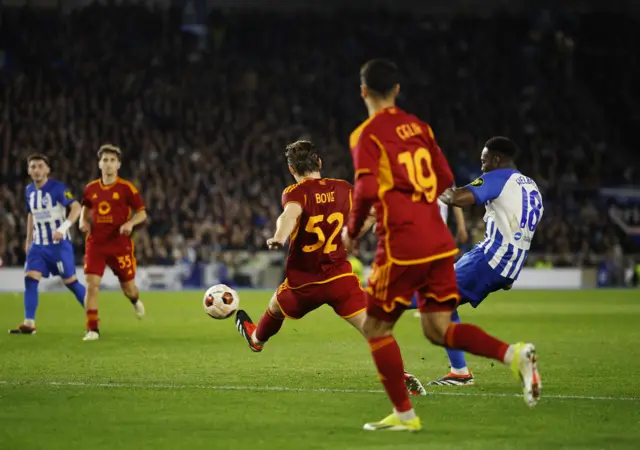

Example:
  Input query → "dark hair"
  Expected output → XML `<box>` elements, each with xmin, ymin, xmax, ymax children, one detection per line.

<box><xmin>360</xmin><ymin>59</ymin><xmax>401</xmax><ymax>97</ymax></box>
<box><xmin>27</xmin><ymin>153</ymin><xmax>49</xmax><ymax>166</ymax></box>
<box><xmin>285</xmin><ymin>140</ymin><xmax>321</xmax><ymax>175</ymax></box>
<box><xmin>97</xmin><ymin>144</ymin><xmax>122</xmax><ymax>161</ymax></box>
<box><xmin>485</xmin><ymin>136</ymin><xmax>519</xmax><ymax>160</ymax></box>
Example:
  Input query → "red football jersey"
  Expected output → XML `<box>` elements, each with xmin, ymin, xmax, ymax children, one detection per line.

<box><xmin>348</xmin><ymin>106</ymin><xmax>457</xmax><ymax>264</ymax></box>
<box><xmin>82</xmin><ymin>177</ymin><xmax>145</xmax><ymax>246</ymax></box>
<box><xmin>282</xmin><ymin>178</ymin><xmax>354</xmax><ymax>288</ymax></box>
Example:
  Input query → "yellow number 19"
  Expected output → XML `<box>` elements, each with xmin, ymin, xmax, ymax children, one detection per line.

<box><xmin>397</xmin><ymin>147</ymin><xmax>437</xmax><ymax>202</ymax></box>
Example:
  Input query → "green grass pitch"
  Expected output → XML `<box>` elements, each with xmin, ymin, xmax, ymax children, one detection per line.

<box><xmin>1</xmin><ymin>289</ymin><xmax>639</xmax><ymax>449</ymax></box>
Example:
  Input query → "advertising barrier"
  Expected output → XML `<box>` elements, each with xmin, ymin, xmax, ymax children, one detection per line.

<box><xmin>0</xmin><ymin>266</ymin><xmax>586</xmax><ymax>292</ymax></box>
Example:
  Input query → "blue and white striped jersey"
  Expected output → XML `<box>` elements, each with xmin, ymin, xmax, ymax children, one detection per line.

<box><xmin>465</xmin><ymin>168</ymin><xmax>544</xmax><ymax>280</ymax></box>
<box><xmin>26</xmin><ymin>179</ymin><xmax>75</xmax><ymax>245</ymax></box>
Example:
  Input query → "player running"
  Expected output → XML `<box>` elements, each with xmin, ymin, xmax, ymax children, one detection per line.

<box><xmin>344</xmin><ymin>59</ymin><xmax>541</xmax><ymax>432</ymax></box>
<box><xmin>79</xmin><ymin>144</ymin><xmax>147</xmax><ymax>341</ymax></box>
<box><xmin>422</xmin><ymin>136</ymin><xmax>544</xmax><ymax>387</ymax></box>
<box><xmin>233</xmin><ymin>140</ymin><xmax>425</xmax><ymax>393</ymax></box>
<box><xmin>9</xmin><ymin>154</ymin><xmax>87</xmax><ymax>335</ymax></box>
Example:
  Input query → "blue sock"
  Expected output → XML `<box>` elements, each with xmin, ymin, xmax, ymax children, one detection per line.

<box><xmin>408</xmin><ymin>293</ymin><xmax>418</xmax><ymax>310</ymax></box>
<box><xmin>446</xmin><ymin>309</ymin><xmax>468</xmax><ymax>370</ymax></box>
<box><xmin>24</xmin><ymin>277</ymin><xmax>39</xmax><ymax>320</ymax></box>
<box><xmin>65</xmin><ymin>280</ymin><xmax>86</xmax><ymax>307</ymax></box>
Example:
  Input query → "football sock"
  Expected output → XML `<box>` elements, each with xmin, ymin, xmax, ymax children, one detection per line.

<box><xmin>86</xmin><ymin>309</ymin><xmax>99</xmax><ymax>332</ymax></box>
<box><xmin>445</xmin><ymin>323</ymin><xmax>509</xmax><ymax>363</ymax></box>
<box><xmin>255</xmin><ymin>309</ymin><xmax>284</xmax><ymax>343</ymax></box>
<box><xmin>65</xmin><ymin>280</ymin><xmax>86</xmax><ymax>307</ymax></box>
<box><xmin>408</xmin><ymin>294</ymin><xmax>418</xmax><ymax>310</ymax></box>
<box><xmin>24</xmin><ymin>277</ymin><xmax>39</xmax><ymax>321</ymax></box>
<box><xmin>446</xmin><ymin>309</ymin><xmax>469</xmax><ymax>372</ymax></box>
<box><xmin>368</xmin><ymin>335</ymin><xmax>412</xmax><ymax>413</ymax></box>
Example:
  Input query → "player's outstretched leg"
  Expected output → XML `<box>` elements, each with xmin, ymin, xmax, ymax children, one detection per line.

<box><xmin>235</xmin><ymin>295</ymin><xmax>285</xmax><ymax>352</ymax></box>
<box><xmin>83</xmin><ymin>275</ymin><xmax>101</xmax><ymax>341</ymax></box>
<box><xmin>428</xmin><ymin>309</ymin><xmax>474</xmax><ymax>386</ymax></box>
<box><xmin>362</xmin><ymin>316</ymin><xmax>421</xmax><ymax>432</ymax></box>
<box><xmin>63</xmin><ymin>277</ymin><xmax>86</xmax><ymax>308</ymax></box>
<box><xmin>9</xmin><ymin>274</ymin><xmax>40</xmax><ymax>335</ymax></box>
<box><xmin>120</xmin><ymin>280</ymin><xmax>145</xmax><ymax>319</ymax></box>
<box><xmin>422</xmin><ymin>309</ymin><xmax>541</xmax><ymax>407</ymax></box>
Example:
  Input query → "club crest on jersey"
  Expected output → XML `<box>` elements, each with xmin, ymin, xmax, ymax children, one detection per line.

<box><xmin>98</xmin><ymin>201</ymin><xmax>111</xmax><ymax>215</ymax></box>
<box><xmin>469</xmin><ymin>178</ymin><xmax>484</xmax><ymax>187</ymax></box>
<box><xmin>113</xmin><ymin>192</ymin><xmax>120</xmax><ymax>200</ymax></box>
<box><xmin>41</xmin><ymin>194</ymin><xmax>50</xmax><ymax>207</ymax></box>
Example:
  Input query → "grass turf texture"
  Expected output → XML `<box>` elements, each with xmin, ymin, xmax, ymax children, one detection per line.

<box><xmin>1</xmin><ymin>289</ymin><xmax>639</xmax><ymax>450</ymax></box>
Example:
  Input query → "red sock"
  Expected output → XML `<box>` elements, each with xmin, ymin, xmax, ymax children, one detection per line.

<box><xmin>86</xmin><ymin>309</ymin><xmax>99</xmax><ymax>331</ymax></box>
<box><xmin>445</xmin><ymin>323</ymin><xmax>509</xmax><ymax>362</ymax></box>
<box><xmin>368</xmin><ymin>336</ymin><xmax>412</xmax><ymax>413</ymax></box>
<box><xmin>255</xmin><ymin>309</ymin><xmax>284</xmax><ymax>343</ymax></box>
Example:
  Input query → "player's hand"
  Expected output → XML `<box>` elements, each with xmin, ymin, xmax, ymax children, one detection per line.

<box><xmin>342</xmin><ymin>227</ymin><xmax>357</xmax><ymax>255</ymax></box>
<box><xmin>456</xmin><ymin>227</ymin><xmax>469</xmax><ymax>244</ymax></box>
<box><xmin>120</xmin><ymin>222</ymin><xmax>134</xmax><ymax>236</ymax></box>
<box><xmin>266</xmin><ymin>237</ymin><xmax>285</xmax><ymax>250</ymax></box>
<box><xmin>52</xmin><ymin>231</ymin><xmax>64</xmax><ymax>243</ymax></box>
<box><xmin>79</xmin><ymin>221</ymin><xmax>91</xmax><ymax>234</ymax></box>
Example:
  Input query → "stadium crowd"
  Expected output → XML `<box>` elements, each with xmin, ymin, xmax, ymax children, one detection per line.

<box><xmin>0</xmin><ymin>4</ymin><xmax>638</xmax><ymax>273</ymax></box>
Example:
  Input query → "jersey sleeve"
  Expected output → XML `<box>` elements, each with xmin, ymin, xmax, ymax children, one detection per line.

<box><xmin>281</xmin><ymin>185</ymin><xmax>306</xmax><ymax>210</ymax></box>
<box><xmin>424</xmin><ymin>126</ymin><xmax>455</xmax><ymax>197</ymax></box>
<box><xmin>126</xmin><ymin>183</ymin><xmax>145</xmax><ymax>212</ymax></box>
<box><xmin>352</xmin><ymin>133</ymin><xmax>380</xmax><ymax>181</ymax></box>
<box><xmin>56</xmin><ymin>183</ymin><xmax>76</xmax><ymax>207</ymax></box>
<box><xmin>82</xmin><ymin>185</ymin><xmax>93</xmax><ymax>208</ymax></box>
<box><xmin>464</xmin><ymin>170</ymin><xmax>509</xmax><ymax>204</ymax></box>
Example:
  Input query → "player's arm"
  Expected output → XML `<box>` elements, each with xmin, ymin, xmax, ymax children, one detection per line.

<box><xmin>25</xmin><ymin>213</ymin><xmax>33</xmax><ymax>252</ymax></box>
<box><xmin>347</xmin><ymin>134</ymin><xmax>380</xmax><ymax>241</ymax></box>
<box><xmin>452</xmin><ymin>206</ymin><xmax>469</xmax><ymax>243</ymax></box>
<box><xmin>121</xmin><ymin>184</ymin><xmax>147</xmax><ymax>236</ymax></box>
<box><xmin>356</xmin><ymin>207</ymin><xmax>377</xmax><ymax>239</ymax></box>
<box><xmin>79</xmin><ymin>185</ymin><xmax>93</xmax><ymax>234</ymax></box>
<box><xmin>268</xmin><ymin>202</ymin><xmax>303</xmax><ymax>249</ymax></box>
<box><xmin>440</xmin><ymin>171</ymin><xmax>507</xmax><ymax>208</ymax></box>
<box><xmin>53</xmin><ymin>186</ymin><xmax>81</xmax><ymax>241</ymax></box>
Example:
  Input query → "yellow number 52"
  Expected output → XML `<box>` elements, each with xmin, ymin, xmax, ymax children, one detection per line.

<box><xmin>397</xmin><ymin>147</ymin><xmax>437</xmax><ymax>202</ymax></box>
<box><xmin>302</xmin><ymin>212</ymin><xmax>344</xmax><ymax>253</ymax></box>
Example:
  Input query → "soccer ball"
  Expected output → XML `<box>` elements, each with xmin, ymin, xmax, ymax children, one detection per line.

<box><xmin>203</xmin><ymin>284</ymin><xmax>240</xmax><ymax>320</ymax></box>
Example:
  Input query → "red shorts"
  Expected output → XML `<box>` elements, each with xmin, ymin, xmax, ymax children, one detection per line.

<box><xmin>84</xmin><ymin>241</ymin><xmax>136</xmax><ymax>282</ymax></box>
<box><xmin>366</xmin><ymin>255</ymin><xmax>459</xmax><ymax>322</ymax></box>
<box><xmin>276</xmin><ymin>274</ymin><xmax>366</xmax><ymax>320</ymax></box>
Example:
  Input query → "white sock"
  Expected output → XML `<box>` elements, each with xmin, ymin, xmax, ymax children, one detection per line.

<box><xmin>394</xmin><ymin>408</ymin><xmax>416</xmax><ymax>422</ymax></box>
<box><xmin>503</xmin><ymin>345</ymin><xmax>515</xmax><ymax>364</ymax></box>
<box><xmin>24</xmin><ymin>319</ymin><xmax>35</xmax><ymax>328</ymax></box>
<box><xmin>451</xmin><ymin>367</ymin><xmax>470</xmax><ymax>376</ymax></box>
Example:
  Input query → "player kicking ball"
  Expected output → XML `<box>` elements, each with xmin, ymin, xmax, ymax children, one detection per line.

<box><xmin>233</xmin><ymin>140</ymin><xmax>425</xmax><ymax>394</ymax></box>
<box><xmin>407</xmin><ymin>137</ymin><xmax>544</xmax><ymax>388</ymax></box>
<box><xmin>9</xmin><ymin>154</ymin><xmax>87</xmax><ymax>335</ymax></box>
<box><xmin>79</xmin><ymin>145</ymin><xmax>147</xmax><ymax>341</ymax></box>
<box><xmin>344</xmin><ymin>59</ymin><xmax>541</xmax><ymax>432</ymax></box>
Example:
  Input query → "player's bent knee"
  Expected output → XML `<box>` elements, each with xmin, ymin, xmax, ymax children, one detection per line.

<box><xmin>267</xmin><ymin>296</ymin><xmax>285</xmax><ymax>319</ymax></box>
<box><xmin>62</xmin><ymin>275</ymin><xmax>78</xmax><ymax>285</ymax></box>
<box><xmin>362</xmin><ymin>316</ymin><xmax>394</xmax><ymax>340</ymax></box>
<box><xmin>25</xmin><ymin>271</ymin><xmax>42</xmax><ymax>281</ymax></box>
<box><xmin>421</xmin><ymin>310</ymin><xmax>452</xmax><ymax>346</ymax></box>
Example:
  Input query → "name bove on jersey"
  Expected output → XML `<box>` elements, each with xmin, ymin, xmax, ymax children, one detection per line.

<box><xmin>26</xmin><ymin>179</ymin><xmax>75</xmax><ymax>245</ymax></box>
<box><xmin>473</xmin><ymin>169</ymin><xmax>544</xmax><ymax>280</ymax></box>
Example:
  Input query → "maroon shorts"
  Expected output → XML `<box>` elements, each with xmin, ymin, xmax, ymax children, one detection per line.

<box><xmin>275</xmin><ymin>274</ymin><xmax>366</xmax><ymax>320</ymax></box>
<box><xmin>84</xmin><ymin>241</ymin><xmax>136</xmax><ymax>282</ymax></box>
<box><xmin>366</xmin><ymin>255</ymin><xmax>459</xmax><ymax>322</ymax></box>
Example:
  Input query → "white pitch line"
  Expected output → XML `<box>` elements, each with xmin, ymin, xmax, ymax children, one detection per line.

<box><xmin>0</xmin><ymin>380</ymin><xmax>638</xmax><ymax>402</ymax></box>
